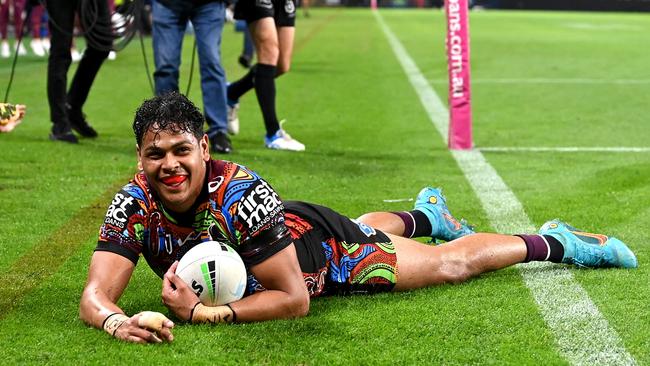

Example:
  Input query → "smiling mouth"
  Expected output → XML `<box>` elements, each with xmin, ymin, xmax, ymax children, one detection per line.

<box><xmin>160</xmin><ymin>175</ymin><xmax>187</xmax><ymax>186</ymax></box>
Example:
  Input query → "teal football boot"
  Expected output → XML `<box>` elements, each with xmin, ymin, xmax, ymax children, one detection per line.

<box><xmin>414</xmin><ymin>187</ymin><xmax>475</xmax><ymax>242</ymax></box>
<box><xmin>539</xmin><ymin>219</ymin><xmax>638</xmax><ymax>269</ymax></box>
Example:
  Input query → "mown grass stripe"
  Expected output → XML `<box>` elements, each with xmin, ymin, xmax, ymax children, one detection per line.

<box><xmin>294</xmin><ymin>10</ymin><xmax>341</xmax><ymax>53</ymax></box>
<box><xmin>0</xmin><ymin>181</ymin><xmax>128</xmax><ymax>321</ymax></box>
<box><xmin>375</xmin><ymin>10</ymin><xmax>637</xmax><ymax>366</ymax></box>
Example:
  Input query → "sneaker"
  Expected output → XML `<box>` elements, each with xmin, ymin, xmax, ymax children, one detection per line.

<box><xmin>67</xmin><ymin>105</ymin><xmax>98</xmax><ymax>138</ymax></box>
<box><xmin>414</xmin><ymin>187</ymin><xmax>474</xmax><ymax>242</ymax></box>
<box><xmin>225</xmin><ymin>7</ymin><xmax>235</xmax><ymax>23</ymax></box>
<box><xmin>108</xmin><ymin>50</ymin><xmax>116</xmax><ymax>60</ymax></box>
<box><xmin>539</xmin><ymin>219</ymin><xmax>638</xmax><ymax>269</ymax></box>
<box><xmin>41</xmin><ymin>38</ymin><xmax>51</xmax><ymax>53</ymax></box>
<box><xmin>30</xmin><ymin>39</ymin><xmax>45</xmax><ymax>57</ymax></box>
<box><xmin>210</xmin><ymin>132</ymin><xmax>232</xmax><ymax>154</ymax></box>
<box><xmin>238</xmin><ymin>54</ymin><xmax>252</xmax><ymax>69</ymax></box>
<box><xmin>15</xmin><ymin>42</ymin><xmax>26</xmax><ymax>56</ymax></box>
<box><xmin>71</xmin><ymin>48</ymin><xmax>82</xmax><ymax>62</ymax></box>
<box><xmin>1</xmin><ymin>41</ymin><xmax>10</xmax><ymax>58</ymax></box>
<box><xmin>49</xmin><ymin>130</ymin><xmax>79</xmax><ymax>144</ymax></box>
<box><xmin>227</xmin><ymin>102</ymin><xmax>240</xmax><ymax>135</ymax></box>
<box><xmin>265</xmin><ymin>123</ymin><xmax>305</xmax><ymax>151</ymax></box>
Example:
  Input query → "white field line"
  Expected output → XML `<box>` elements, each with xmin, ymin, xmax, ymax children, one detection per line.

<box><xmin>480</xmin><ymin>146</ymin><xmax>650</xmax><ymax>153</ymax></box>
<box><xmin>375</xmin><ymin>11</ymin><xmax>637</xmax><ymax>366</ymax></box>
<box><xmin>428</xmin><ymin>78</ymin><xmax>650</xmax><ymax>85</ymax></box>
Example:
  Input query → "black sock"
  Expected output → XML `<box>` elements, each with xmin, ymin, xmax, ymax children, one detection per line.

<box><xmin>391</xmin><ymin>210</ymin><xmax>432</xmax><ymax>238</ymax></box>
<box><xmin>253</xmin><ymin>63</ymin><xmax>280</xmax><ymax>137</ymax></box>
<box><xmin>543</xmin><ymin>235</ymin><xmax>564</xmax><ymax>263</ymax></box>
<box><xmin>227</xmin><ymin>65</ymin><xmax>256</xmax><ymax>102</ymax></box>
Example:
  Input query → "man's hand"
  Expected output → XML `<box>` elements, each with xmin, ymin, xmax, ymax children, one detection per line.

<box><xmin>162</xmin><ymin>261</ymin><xmax>201</xmax><ymax>321</ymax></box>
<box><xmin>112</xmin><ymin>312</ymin><xmax>175</xmax><ymax>344</ymax></box>
<box><xmin>0</xmin><ymin>103</ymin><xmax>25</xmax><ymax>133</ymax></box>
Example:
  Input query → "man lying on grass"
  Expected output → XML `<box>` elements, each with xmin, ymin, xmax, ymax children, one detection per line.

<box><xmin>79</xmin><ymin>92</ymin><xmax>638</xmax><ymax>343</ymax></box>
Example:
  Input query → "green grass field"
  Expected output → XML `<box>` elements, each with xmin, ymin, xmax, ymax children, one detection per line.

<box><xmin>1</xmin><ymin>8</ymin><xmax>649</xmax><ymax>364</ymax></box>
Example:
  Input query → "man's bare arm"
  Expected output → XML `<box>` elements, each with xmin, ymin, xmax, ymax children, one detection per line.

<box><xmin>80</xmin><ymin>251</ymin><xmax>175</xmax><ymax>343</ymax></box>
<box><xmin>162</xmin><ymin>244</ymin><xmax>310</xmax><ymax>323</ymax></box>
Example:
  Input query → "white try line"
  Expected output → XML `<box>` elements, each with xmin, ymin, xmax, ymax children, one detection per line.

<box><xmin>374</xmin><ymin>11</ymin><xmax>636</xmax><ymax>366</ymax></box>
<box><xmin>480</xmin><ymin>146</ymin><xmax>650</xmax><ymax>153</ymax></box>
<box><xmin>428</xmin><ymin>78</ymin><xmax>650</xmax><ymax>85</ymax></box>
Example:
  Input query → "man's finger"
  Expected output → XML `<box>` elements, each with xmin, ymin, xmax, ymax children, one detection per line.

<box><xmin>125</xmin><ymin>335</ymin><xmax>148</xmax><ymax>344</ymax></box>
<box><xmin>137</xmin><ymin>311</ymin><xmax>174</xmax><ymax>332</ymax></box>
<box><xmin>158</xmin><ymin>327</ymin><xmax>174</xmax><ymax>342</ymax></box>
<box><xmin>162</xmin><ymin>271</ymin><xmax>174</xmax><ymax>292</ymax></box>
<box><xmin>164</xmin><ymin>269</ymin><xmax>186</xmax><ymax>290</ymax></box>
<box><xmin>148</xmin><ymin>332</ymin><xmax>163</xmax><ymax>343</ymax></box>
<box><xmin>169</xmin><ymin>260</ymin><xmax>179</xmax><ymax>273</ymax></box>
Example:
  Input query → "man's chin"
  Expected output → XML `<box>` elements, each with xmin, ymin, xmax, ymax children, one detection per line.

<box><xmin>159</xmin><ymin>193</ymin><xmax>190</xmax><ymax>213</ymax></box>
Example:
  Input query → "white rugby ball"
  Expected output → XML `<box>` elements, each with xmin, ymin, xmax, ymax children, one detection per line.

<box><xmin>175</xmin><ymin>241</ymin><xmax>247</xmax><ymax>306</ymax></box>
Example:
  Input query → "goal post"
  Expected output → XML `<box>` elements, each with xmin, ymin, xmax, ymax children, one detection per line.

<box><xmin>445</xmin><ymin>0</ymin><xmax>473</xmax><ymax>150</ymax></box>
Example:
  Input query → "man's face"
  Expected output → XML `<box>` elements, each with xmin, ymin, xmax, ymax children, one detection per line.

<box><xmin>137</xmin><ymin>127</ymin><xmax>210</xmax><ymax>213</ymax></box>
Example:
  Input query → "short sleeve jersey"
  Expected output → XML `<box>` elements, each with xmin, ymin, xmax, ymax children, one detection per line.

<box><xmin>96</xmin><ymin>159</ymin><xmax>292</xmax><ymax>278</ymax></box>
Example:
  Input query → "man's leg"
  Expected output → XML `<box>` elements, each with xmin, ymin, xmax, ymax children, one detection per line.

<box><xmin>66</xmin><ymin>0</ymin><xmax>111</xmax><ymax>138</ymax></box>
<box><xmin>242</xmin><ymin>26</ymin><xmax>255</xmax><ymax>63</ymax></box>
<box><xmin>151</xmin><ymin>0</ymin><xmax>185</xmax><ymax>96</ymax></box>
<box><xmin>191</xmin><ymin>2</ymin><xmax>231</xmax><ymax>154</ymax></box>
<box><xmin>358</xmin><ymin>187</ymin><xmax>474</xmax><ymax>242</ymax></box>
<box><xmin>248</xmin><ymin>17</ymin><xmax>281</xmax><ymax>137</ymax></box>
<box><xmin>45</xmin><ymin>0</ymin><xmax>77</xmax><ymax>142</ymax></box>
<box><xmin>392</xmin><ymin>233</ymin><xmax>527</xmax><ymax>290</ymax></box>
<box><xmin>392</xmin><ymin>220</ymin><xmax>638</xmax><ymax>291</ymax></box>
<box><xmin>276</xmin><ymin>25</ymin><xmax>294</xmax><ymax>76</ymax></box>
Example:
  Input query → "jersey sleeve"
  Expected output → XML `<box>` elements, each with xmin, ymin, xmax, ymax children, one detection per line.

<box><xmin>231</xmin><ymin>171</ymin><xmax>292</xmax><ymax>266</ymax></box>
<box><xmin>95</xmin><ymin>187</ymin><xmax>146</xmax><ymax>264</ymax></box>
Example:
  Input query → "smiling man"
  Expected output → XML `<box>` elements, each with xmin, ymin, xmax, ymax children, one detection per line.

<box><xmin>79</xmin><ymin>92</ymin><xmax>637</xmax><ymax>344</ymax></box>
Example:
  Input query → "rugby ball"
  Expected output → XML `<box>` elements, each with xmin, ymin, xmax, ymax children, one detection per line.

<box><xmin>176</xmin><ymin>241</ymin><xmax>247</xmax><ymax>306</ymax></box>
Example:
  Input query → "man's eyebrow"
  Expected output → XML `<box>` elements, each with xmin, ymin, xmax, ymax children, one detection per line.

<box><xmin>143</xmin><ymin>140</ymin><xmax>193</xmax><ymax>153</ymax></box>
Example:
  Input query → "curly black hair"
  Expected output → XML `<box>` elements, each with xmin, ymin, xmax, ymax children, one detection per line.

<box><xmin>133</xmin><ymin>92</ymin><xmax>205</xmax><ymax>146</ymax></box>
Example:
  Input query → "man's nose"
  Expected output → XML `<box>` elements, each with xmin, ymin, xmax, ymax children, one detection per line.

<box><xmin>161</xmin><ymin>153</ymin><xmax>180</xmax><ymax>171</ymax></box>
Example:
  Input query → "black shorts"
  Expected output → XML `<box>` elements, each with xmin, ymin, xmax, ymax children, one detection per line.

<box><xmin>234</xmin><ymin>0</ymin><xmax>297</xmax><ymax>27</ymax></box>
<box><xmin>284</xmin><ymin>201</ymin><xmax>398</xmax><ymax>296</ymax></box>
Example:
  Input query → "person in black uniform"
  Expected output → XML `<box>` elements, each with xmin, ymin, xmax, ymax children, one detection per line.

<box><xmin>46</xmin><ymin>0</ymin><xmax>112</xmax><ymax>143</ymax></box>
<box><xmin>226</xmin><ymin>0</ymin><xmax>305</xmax><ymax>151</ymax></box>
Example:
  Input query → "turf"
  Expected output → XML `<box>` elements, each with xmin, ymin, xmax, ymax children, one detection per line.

<box><xmin>0</xmin><ymin>8</ymin><xmax>648</xmax><ymax>364</ymax></box>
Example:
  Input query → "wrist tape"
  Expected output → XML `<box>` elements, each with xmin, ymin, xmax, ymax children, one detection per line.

<box><xmin>102</xmin><ymin>313</ymin><xmax>129</xmax><ymax>336</ymax></box>
<box><xmin>190</xmin><ymin>303</ymin><xmax>236</xmax><ymax>324</ymax></box>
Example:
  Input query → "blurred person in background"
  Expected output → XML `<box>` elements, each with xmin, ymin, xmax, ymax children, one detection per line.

<box><xmin>151</xmin><ymin>0</ymin><xmax>232</xmax><ymax>154</ymax></box>
<box><xmin>1</xmin><ymin>0</ymin><xmax>27</xmax><ymax>58</ymax></box>
<box><xmin>28</xmin><ymin>1</ymin><xmax>46</xmax><ymax>57</ymax></box>
<box><xmin>46</xmin><ymin>0</ymin><xmax>111</xmax><ymax>143</ymax></box>
<box><xmin>235</xmin><ymin>19</ymin><xmax>254</xmax><ymax>69</ymax></box>
<box><xmin>226</xmin><ymin>0</ymin><xmax>305</xmax><ymax>151</ymax></box>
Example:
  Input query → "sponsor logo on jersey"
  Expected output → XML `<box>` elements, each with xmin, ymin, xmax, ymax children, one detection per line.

<box><xmin>238</xmin><ymin>180</ymin><xmax>283</xmax><ymax>231</ymax></box>
<box><xmin>208</xmin><ymin>176</ymin><xmax>224</xmax><ymax>193</ymax></box>
<box><xmin>104</xmin><ymin>193</ymin><xmax>134</xmax><ymax>229</ymax></box>
<box><xmin>285</xmin><ymin>0</ymin><xmax>295</xmax><ymax>14</ymax></box>
<box><xmin>350</xmin><ymin>218</ymin><xmax>376</xmax><ymax>237</ymax></box>
<box><xmin>257</xmin><ymin>0</ymin><xmax>273</xmax><ymax>9</ymax></box>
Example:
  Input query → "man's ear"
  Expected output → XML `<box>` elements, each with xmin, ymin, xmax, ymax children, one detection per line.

<box><xmin>200</xmin><ymin>134</ymin><xmax>210</xmax><ymax>161</ymax></box>
<box><xmin>136</xmin><ymin>144</ymin><xmax>143</xmax><ymax>171</ymax></box>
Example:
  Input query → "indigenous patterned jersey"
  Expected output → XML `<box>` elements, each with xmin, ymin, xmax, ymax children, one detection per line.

<box><xmin>96</xmin><ymin>159</ymin><xmax>292</xmax><ymax>278</ymax></box>
<box><xmin>96</xmin><ymin>159</ymin><xmax>397</xmax><ymax>297</ymax></box>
